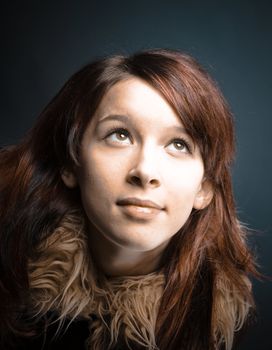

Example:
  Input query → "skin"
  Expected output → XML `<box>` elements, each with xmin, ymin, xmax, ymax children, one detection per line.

<box><xmin>62</xmin><ymin>77</ymin><xmax>213</xmax><ymax>276</ymax></box>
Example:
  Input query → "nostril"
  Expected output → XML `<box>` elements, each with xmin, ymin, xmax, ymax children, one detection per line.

<box><xmin>150</xmin><ymin>179</ymin><xmax>159</xmax><ymax>186</ymax></box>
<box><xmin>129</xmin><ymin>175</ymin><xmax>160</xmax><ymax>188</ymax></box>
<box><xmin>131</xmin><ymin>176</ymin><xmax>141</xmax><ymax>186</ymax></box>
<box><xmin>127</xmin><ymin>169</ymin><xmax>161</xmax><ymax>188</ymax></box>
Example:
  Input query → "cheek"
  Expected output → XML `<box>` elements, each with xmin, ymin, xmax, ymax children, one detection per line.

<box><xmin>78</xmin><ymin>151</ymin><xmax>123</xmax><ymax>207</ymax></box>
<box><xmin>90</xmin><ymin>149</ymin><xmax>126</xmax><ymax>177</ymax></box>
<box><xmin>166</xmin><ymin>163</ymin><xmax>204</xmax><ymax>209</ymax></box>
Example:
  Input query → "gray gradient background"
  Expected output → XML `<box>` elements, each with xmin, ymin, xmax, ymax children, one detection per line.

<box><xmin>1</xmin><ymin>1</ymin><xmax>271</xmax><ymax>349</ymax></box>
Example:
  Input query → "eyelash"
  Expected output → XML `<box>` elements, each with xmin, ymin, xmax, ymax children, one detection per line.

<box><xmin>104</xmin><ymin>127</ymin><xmax>192</xmax><ymax>154</ymax></box>
<box><xmin>170</xmin><ymin>138</ymin><xmax>192</xmax><ymax>154</ymax></box>
<box><xmin>105</xmin><ymin>127</ymin><xmax>130</xmax><ymax>141</ymax></box>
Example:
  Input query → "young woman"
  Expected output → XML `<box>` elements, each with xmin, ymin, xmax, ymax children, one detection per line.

<box><xmin>0</xmin><ymin>49</ymin><xmax>258</xmax><ymax>349</ymax></box>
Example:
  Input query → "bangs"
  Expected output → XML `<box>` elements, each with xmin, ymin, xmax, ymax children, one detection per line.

<box><xmin>124</xmin><ymin>50</ymin><xmax>235</xmax><ymax>181</ymax></box>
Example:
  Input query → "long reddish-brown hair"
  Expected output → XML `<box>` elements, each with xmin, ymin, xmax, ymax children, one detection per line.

<box><xmin>0</xmin><ymin>49</ymin><xmax>258</xmax><ymax>349</ymax></box>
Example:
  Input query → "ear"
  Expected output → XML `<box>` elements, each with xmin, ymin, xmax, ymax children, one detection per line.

<box><xmin>193</xmin><ymin>179</ymin><xmax>214</xmax><ymax>210</ymax></box>
<box><xmin>61</xmin><ymin>169</ymin><xmax>78</xmax><ymax>188</ymax></box>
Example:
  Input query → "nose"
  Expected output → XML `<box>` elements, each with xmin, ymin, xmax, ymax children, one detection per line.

<box><xmin>126</xmin><ymin>143</ymin><xmax>161</xmax><ymax>189</ymax></box>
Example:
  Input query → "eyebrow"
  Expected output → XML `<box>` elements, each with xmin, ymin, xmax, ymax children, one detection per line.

<box><xmin>97</xmin><ymin>114</ymin><xmax>187</xmax><ymax>134</ymax></box>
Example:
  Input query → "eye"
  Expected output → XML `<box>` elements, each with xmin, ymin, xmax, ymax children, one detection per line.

<box><xmin>105</xmin><ymin>128</ymin><xmax>132</xmax><ymax>145</ymax></box>
<box><xmin>167</xmin><ymin>138</ymin><xmax>191</xmax><ymax>154</ymax></box>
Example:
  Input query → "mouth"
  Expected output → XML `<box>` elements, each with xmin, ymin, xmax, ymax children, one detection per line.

<box><xmin>116</xmin><ymin>197</ymin><xmax>164</xmax><ymax>210</ymax></box>
<box><xmin>116</xmin><ymin>197</ymin><xmax>164</xmax><ymax>220</ymax></box>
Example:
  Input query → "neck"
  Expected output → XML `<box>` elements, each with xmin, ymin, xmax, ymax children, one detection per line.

<box><xmin>87</xmin><ymin>225</ymin><xmax>168</xmax><ymax>277</ymax></box>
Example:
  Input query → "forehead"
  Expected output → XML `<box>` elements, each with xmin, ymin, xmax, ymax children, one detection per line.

<box><xmin>92</xmin><ymin>77</ymin><xmax>183</xmax><ymax>129</ymax></box>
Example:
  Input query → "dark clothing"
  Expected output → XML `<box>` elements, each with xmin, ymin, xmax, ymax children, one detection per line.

<box><xmin>5</xmin><ymin>317</ymin><xmax>137</xmax><ymax>350</ymax></box>
<box><xmin>4</xmin><ymin>319</ymin><xmax>89</xmax><ymax>350</ymax></box>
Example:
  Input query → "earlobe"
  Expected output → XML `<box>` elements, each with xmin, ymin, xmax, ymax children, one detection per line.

<box><xmin>193</xmin><ymin>180</ymin><xmax>214</xmax><ymax>210</ymax></box>
<box><xmin>61</xmin><ymin>169</ymin><xmax>78</xmax><ymax>188</ymax></box>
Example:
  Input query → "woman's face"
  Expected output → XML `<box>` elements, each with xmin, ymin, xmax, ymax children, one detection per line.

<box><xmin>63</xmin><ymin>77</ymin><xmax>212</xmax><ymax>252</ymax></box>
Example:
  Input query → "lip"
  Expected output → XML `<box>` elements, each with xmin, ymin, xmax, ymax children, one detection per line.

<box><xmin>116</xmin><ymin>197</ymin><xmax>164</xmax><ymax>210</ymax></box>
<box><xmin>116</xmin><ymin>197</ymin><xmax>164</xmax><ymax>220</ymax></box>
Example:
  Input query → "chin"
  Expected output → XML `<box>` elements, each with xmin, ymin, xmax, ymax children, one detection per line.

<box><xmin>115</xmin><ymin>235</ymin><xmax>166</xmax><ymax>252</ymax></box>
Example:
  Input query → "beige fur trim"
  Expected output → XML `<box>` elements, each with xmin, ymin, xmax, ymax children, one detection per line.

<box><xmin>86</xmin><ymin>273</ymin><xmax>164</xmax><ymax>349</ymax></box>
<box><xmin>213</xmin><ymin>272</ymin><xmax>252</xmax><ymax>350</ymax></box>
